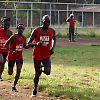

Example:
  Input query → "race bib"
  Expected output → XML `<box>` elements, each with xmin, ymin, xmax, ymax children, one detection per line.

<box><xmin>16</xmin><ymin>44</ymin><xmax>23</xmax><ymax>51</ymax></box>
<box><xmin>0</xmin><ymin>37</ymin><xmax>8</xmax><ymax>50</ymax></box>
<box><xmin>40</xmin><ymin>36</ymin><xmax>49</xmax><ymax>46</ymax></box>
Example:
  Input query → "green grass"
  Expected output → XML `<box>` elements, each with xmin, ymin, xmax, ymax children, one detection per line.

<box><xmin>10</xmin><ymin>21</ymin><xmax>100</xmax><ymax>39</ymax></box>
<box><xmin>2</xmin><ymin>45</ymin><xmax>100</xmax><ymax>100</ymax></box>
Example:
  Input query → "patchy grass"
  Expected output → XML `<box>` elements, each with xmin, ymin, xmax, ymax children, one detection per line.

<box><xmin>2</xmin><ymin>45</ymin><xmax>100</xmax><ymax>100</ymax></box>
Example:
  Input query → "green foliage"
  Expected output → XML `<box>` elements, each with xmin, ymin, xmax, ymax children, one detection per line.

<box><xmin>89</xmin><ymin>29</ymin><xmax>95</xmax><ymax>37</ymax></box>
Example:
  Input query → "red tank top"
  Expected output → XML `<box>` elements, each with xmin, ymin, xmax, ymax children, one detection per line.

<box><xmin>32</xmin><ymin>27</ymin><xmax>53</xmax><ymax>60</ymax></box>
<box><xmin>0</xmin><ymin>28</ymin><xmax>10</xmax><ymax>52</ymax></box>
<box><xmin>7</xmin><ymin>34</ymin><xmax>25</xmax><ymax>61</ymax></box>
<box><xmin>69</xmin><ymin>18</ymin><xmax>74</xmax><ymax>27</ymax></box>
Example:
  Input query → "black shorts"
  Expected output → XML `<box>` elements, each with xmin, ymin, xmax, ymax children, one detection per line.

<box><xmin>8</xmin><ymin>59</ymin><xmax>23</xmax><ymax>67</ymax></box>
<box><xmin>33</xmin><ymin>57</ymin><xmax>51</xmax><ymax>69</ymax></box>
<box><xmin>0</xmin><ymin>51</ymin><xmax>8</xmax><ymax>60</ymax></box>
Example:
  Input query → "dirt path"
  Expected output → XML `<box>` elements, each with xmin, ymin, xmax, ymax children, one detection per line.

<box><xmin>0</xmin><ymin>38</ymin><xmax>100</xmax><ymax>100</ymax></box>
<box><xmin>0</xmin><ymin>81</ymin><xmax>55</xmax><ymax>100</ymax></box>
<box><xmin>56</xmin><ymin>38</ymin><xmax>100</xmax><ymax>47</ymax></box>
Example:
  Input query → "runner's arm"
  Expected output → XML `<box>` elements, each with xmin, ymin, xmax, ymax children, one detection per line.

<box><xmin>27</xmin><ymin>29</ymin><xmax>42</xmax><ymax>47</ymax></box>
<box><xmin>66</xmin><ymin>17</ymin><xmax>70</xmax><ymax>22</ymax></box>
<box><xmin>8</xmin><ymin>30</ymin><xmax>13</xmax><ymax>38</ymax></box>
<box><xmin>23</xmin><ymin>36</ymin><xmax>30</xmax><ymax>49</ymax></box>
<box><xmin>49</xmin><ymin>28</ymin><xmax>56</xmax><ymax>55</ymax></box>
<box><xmin>4</xmin><ymin>35</ymin><xmax>17</xmax><ymax>55</ymax></box>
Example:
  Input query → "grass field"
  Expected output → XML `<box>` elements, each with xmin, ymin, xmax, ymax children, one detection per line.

<box><xmin>2</xmin><ymin>45</ymin><xmax>100</xmax><ymax>100</ymax></box>
<box><xmin>10</xmin><ymin>21</ymin><xmax>100</xmax><ymax>39</ymax></box>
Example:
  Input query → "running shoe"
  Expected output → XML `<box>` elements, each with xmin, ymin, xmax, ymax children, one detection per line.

<box><xmin>31</xmin><ymin>89</ymin><xmax>37</xmax><ymax>97</ymax></box>
<box><xmin>12</xmin><ymin>87</ymin><xmax>18</xmax><ymax>92</ymax></box>
<box><xmin>69</xmin><ymin>40</ymin><xmax>71</xmax><ymax>42</ymax></box>
<box><xmin>0</xmin><ymin>77</ymin><xmax>3</xmax><ymax>81</ymax></box>
<box><xmin>73</xmin><ymin>40</ymin><xmax>75</xmax><ymax>42</ymax></box>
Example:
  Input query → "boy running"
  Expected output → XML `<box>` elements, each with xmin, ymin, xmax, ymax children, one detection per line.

<box><xmin>0</xmin><ymin>17</ymin><xmax>12</xmax><ymax>81</ymax></box>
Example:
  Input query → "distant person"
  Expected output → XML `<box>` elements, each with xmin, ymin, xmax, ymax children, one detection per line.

<box><xmin>27</xmin><ymin>15</ymin><xmax>56</xmax><ymax>97</ymax></box>
<box><xmin>66</xmin><ymin>14</ymin><xmax>76</xmax><ymax>42</ymax></box>
<box><xmin>0</xmin><ymin>17</ymin><xmax>12</xmax><ymax>81</ymax></box>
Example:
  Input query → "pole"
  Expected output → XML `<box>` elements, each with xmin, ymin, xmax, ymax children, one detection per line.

<box><xmin>50</xmin><ymin>3</ymin><xmax>51</xmax><ymax>27</ymax></box>
<box><xmin>27</xmin><ymin>10</ymin><xmax>29</xmax><ymax>28</ymax></box>
<box><xmin>67</xmin><ymin>4</ymin><xmax>69</xmax><ymax>35</ymax></box>
<box><xmin>31</xmin><ymin>3</ymin><xmax>33</xmax><ymax>32</ymax></box>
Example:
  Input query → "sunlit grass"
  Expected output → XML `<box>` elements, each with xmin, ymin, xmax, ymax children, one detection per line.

<box><xmin>2</xmin><ymin>45</ymin><xmax>100</xmax><ymax>100</ymax></box>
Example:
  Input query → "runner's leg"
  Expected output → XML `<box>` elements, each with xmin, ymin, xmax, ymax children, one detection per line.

<box><xmin>0</xmin><ymin>53</ymin><xmax>6</xmax><ymax>80</ymax></box>
<box><xmin>14</xmin><ymin>59</ymin><xmax>23</xmax><ymax>88</ymax></box>
<box><xmin>8</xmin><ymin>60</ymin><xmax>15</xmax><ymax>75</ymax></box>
<box><xmin>42</xmin><ymin>57</ymin><xmax>51</xmax><ymax>75</ymax></box>
<box><xmin>33</xmin><ymin>59</ymin><xmax>41</xmax><ymax>90</ymax></box>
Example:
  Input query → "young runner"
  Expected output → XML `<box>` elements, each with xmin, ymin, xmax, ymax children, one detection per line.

<box><xmin>27</xmin><ymin>15</ymin><xmax>56</xmax><ymax>97</ymax></box>
<box><xmin>0</xmin><ymin>17</ymin><xmax>12</xmax><ymax>81</ymax></box>
<box><xmin>4</xmin><ymin>23</ymin><xmax>42</xmax><ymax>92</ymax></box>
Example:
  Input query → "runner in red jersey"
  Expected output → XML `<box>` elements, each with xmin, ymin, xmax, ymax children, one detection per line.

<box><xmin>32</xmin><ymin>27</ymin><xmax>53</xmax><ymax>60</ymax></box>
<box><xmin>4</xmin><ymin>23</ymin><xmax>41</xmax><ymax>92</ymax></box>
<box><xmin>5</xmin><ymin>23</ymin><xmax>26</xmax><ymax>92</ymax></box>
<box><xmin>27</xmin><ymin>15</ymin><xmax>56</xmax><ymax>97</ymax></box>
<box><xmin>0</xmin><ymin>17</ymin><xmax>12</xmax><ymax>81</ymax></box>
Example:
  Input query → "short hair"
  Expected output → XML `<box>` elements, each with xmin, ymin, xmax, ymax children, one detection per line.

<box><xmin>16</xmin><ymin>23</ymin><xmax>25</xmax><ymax>29</ymax></box>
<box><xmin>42</xmin><ymin>15</ymin><xmax>50</xmax><ymax>22</ymax></box>
<box><xmin>1</xmin><ymin>16</ymin><xmax>10</xmax><ymax>23</ymax></box>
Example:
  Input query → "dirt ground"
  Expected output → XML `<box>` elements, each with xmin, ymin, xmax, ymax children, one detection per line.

<box><xmin>56</xmin><ymin>38</ymin><xmax>100</xmax><ymax>47</ymax></box>
<box><xmin>0</xmin><ymin>38</ymin><xmax>100</xmax><ymax>100</ymax></box>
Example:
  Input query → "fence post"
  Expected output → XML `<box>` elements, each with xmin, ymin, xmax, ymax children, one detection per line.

<box><xmin>40</xmin><ymin>10</ymin><xmax>42</xmax><ymax>26</ymax></box>
<box><xmin>93</xmin><ymin>11</ymin><xmax>95</xmax><ymax>35</ymax></box>
<box><xmin>16</xmin><ymin>10</ymin><xmax>17</xmax><ymax>27</ymax></box>
<box><xmin>58</xmin><ymin>10</ymin><xmax>60</xmax><ymax>34</ymax></box>
<box><xmin>27</xmin><ymin>10</ymin><xmax>29</xmax><ymax>28</ymax></box>
<box><xmin>67</xmin><ymin>4</ymin><xmax>69</xmax><ymax>35</ymax></box>
<box><xmin>31</xmin><ymin>3</ymin><xmax>33</xmax><ymax>32</ymax></box>
<box><xmin>50</xmin><ymin>3</ymin><xmax>51</xmax><ymax>27</ymax></box>
<box><xmin>4</xmin><ymin>10</ymin><xmax>6</xmax><ymax>16</ymax></box>
<box><xmin>82</xmin><ymin>5</ymin><xmax>84</xmax><ymax>28</ymax></box>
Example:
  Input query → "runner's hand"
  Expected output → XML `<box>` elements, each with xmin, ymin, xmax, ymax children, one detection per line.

<box><xmin>12</xmin><ymin>51</ymin><xmax>17</xmax><ymax>55</ymax></box>
<box><xmin>37</xmin><ymin>42</ymin><xmax>42</xmax><ymax>47</ymax></box>
<box><xmin>49</xmin><ymin>48</ymin><xmax>54</xmax><ymax>55</ymax></box>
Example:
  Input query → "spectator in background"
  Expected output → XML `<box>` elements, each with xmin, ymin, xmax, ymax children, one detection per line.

<box><xmin>66</xmin><ymin>14</ymin><xmax>76</xmax><ymax>42</ymax></box>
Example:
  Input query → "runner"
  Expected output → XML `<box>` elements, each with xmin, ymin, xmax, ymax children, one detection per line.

<box><xmin>0</xmin><ymin>17</ymin><xmax>12</xmax><ymax>81</ymax></box>
<box><xmin>27</xmin><ymin>15</ymin><xmax>56</xmax><ymax>97</ymax></box>
<box><xmin>4</xmin><ymin>23</ymin><xmax>42</xmax><ymax>92</ymax></box>
<box><xmin>0</xmin><ymin>16</ymin><xmax>7</xmax><ymax>28</ymax></box>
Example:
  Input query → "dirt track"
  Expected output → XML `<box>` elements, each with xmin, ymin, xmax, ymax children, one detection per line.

<box><xmin>56</xmin><ymin>38</ymin><xmax>100</xmax><ymax>47</ymax></box>
<box><xmin>0</xmin><ymin>38</ymin><xmax>100</xmax><ymax>100</ymax></box>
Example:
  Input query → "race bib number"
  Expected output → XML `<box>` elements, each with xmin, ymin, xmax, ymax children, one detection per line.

<box><xmin>16</xmin><ymin>44</ymin><xmax>23</xmax><ymax>51</ymax></box>
<box><xmin>0</xmin><ymin>38</ymin><xmax>8</xmax><ymax>50</ymax></box>
<box><xmin>40</xmin><ymin>36</ymin><xmax>49</xmax><ymax>46</ymax></box>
